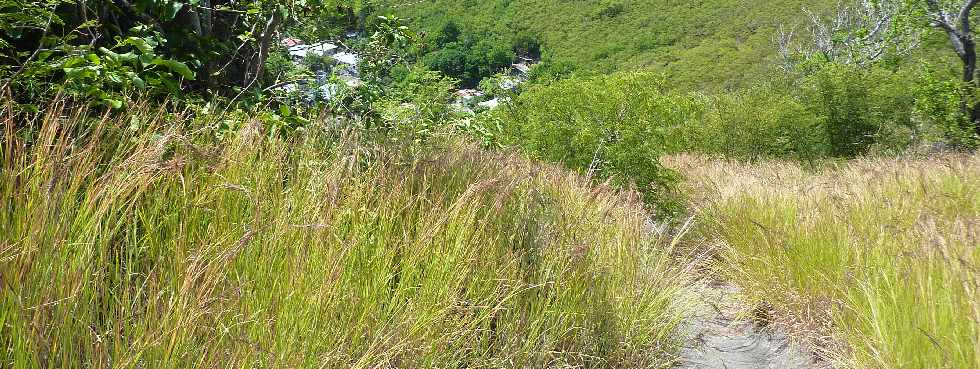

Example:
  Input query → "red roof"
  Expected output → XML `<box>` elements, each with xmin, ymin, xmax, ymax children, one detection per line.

<box><xmin>281</xmin><ymin>38</ymin><xmax>304</xmax><ymax>47</ymax></box>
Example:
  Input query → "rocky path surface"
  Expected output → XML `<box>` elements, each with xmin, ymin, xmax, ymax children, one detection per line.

<box><xmin>673</xmin><ymin>280</ymin><xmax>824</xmax><ymax>369</ymax></box>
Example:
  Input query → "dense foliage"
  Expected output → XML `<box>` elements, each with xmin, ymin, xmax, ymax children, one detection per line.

<box><xmin>497</xmin><ymin>72</ymin><xmax>680</xmax><ymax>209</ymax></box>
<box><xmin>496</xmin><ymin>61</ymin><xmax>974</xmax><ymax>185</ymax></box>
<box><xmin>420</xmin><ymin>26</ymin><xmax>515</xmax><ymax>87</ymax></box>
<box><xmin>0</xmin><ymin>0</ymin><xmax>368</xmax><ymax>106</ymax></box>
<box><xmin>373</xmin><ymin>0</ymin><xmax>844</xmax><ymax>90</ymax></box>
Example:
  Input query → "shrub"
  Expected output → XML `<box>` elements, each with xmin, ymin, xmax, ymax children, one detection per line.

<box><xmin>597</xmin><ymin>2</ymin><xmax>626</xmax><ymax>18</ymax></box>
<box><xmin>423</xmin><ymin>46</ymin><xmax>468</xmax><ymax>79</ymax></box>
<box><xmin>375</xmin><ymin>66</ymin><xmax>457</xmax><ymax>141</ymax></box>
<box><xmin>512</xmin><ymin>34</ymin><xmax>541</xmax><ymax>59</ymax></box>
<box><xmin>909</xmin><ymin>67</ymin><xmax>977</xmax><ymax>148</ymax></box>
<box><xmin>671</xmin><ymin>63</ymin><xmax>967</xmax><ymax>159</ymax></box>
<box><xmin>669</xmin><ymin>87</ymin><xmax>828</xmax><ymax>160</ymax></box>
<box><xmin>434</xmin><ymin>20</ymin><xmax>461</xmax><ymax>47</ymax></box>
<box><xmin>801</xmin><ymin>63</ymin><xmax>915</xmax><ymax>156</ymax></box>
<box><xmin>527</xmin><ymin>59</ymin><xmax>580</xmax><ymax>84</ymax></box>
<box><xmin>499</xmin><ymin>72</ymin><xmax>682</xmax><ymax>211</ymax></box>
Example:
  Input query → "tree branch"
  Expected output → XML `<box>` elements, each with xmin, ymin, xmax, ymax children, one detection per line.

<box><xmin>244</xmin><ymin>11</ymin><xmax>284</xmax><ymax>88</ymax></box>
<box><xmin>0</xmin><ymin>13</ymin><xmax>54</xmax><ymax>92</ymax></box>
<box><xmin>959</xmin><ymin>0</ymin><xmax>980</xmax><ymax>35</ymax></box>
<box><xmin>925</xmin><ymin>1</ymin><xmax>971</xmax><ymax>58</ymax></box>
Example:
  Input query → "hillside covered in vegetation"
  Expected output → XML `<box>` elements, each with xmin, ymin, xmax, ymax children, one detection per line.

<box><xmin>1</xmin><ymin>0</ymin><xmax>978</xmax><ymax>368</ymax></box>
<box><xmin>377</xmin><ymin>0</ymin><xmax>940</xmax><ymax>89</ymax></box>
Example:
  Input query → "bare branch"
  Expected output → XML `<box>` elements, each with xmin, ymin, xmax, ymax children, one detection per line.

<box><xmin>925</xmin><ymin>0</ymin><xmax>978</xmax><ymax>62</ymax></box>
<box><xmin>786</xmin><ymin>1</ymin><xmax>918</xmax><ymax>66</ymax></box>
<box><xmin>0</xmin><ymin>13</ymin><xmax>55</xmax><ymax>92</ymax></box>
<box><xmin>959</xmin><ymin>0</ymin><xmax>980</xmax><ymax>36</ymax></box>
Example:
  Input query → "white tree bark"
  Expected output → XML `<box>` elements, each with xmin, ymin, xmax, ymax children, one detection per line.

<box><xmin>777</xmin><ymin>0</ymin><xmax>920</xmax><ymax>67</ymax></box>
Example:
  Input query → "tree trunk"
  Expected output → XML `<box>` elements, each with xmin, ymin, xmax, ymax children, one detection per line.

<box><xmin>928</xmin><ymin>0</ymin><xmax>980</xmax><ymax>138</ymax></box>
<box><xmin>972</xmin><ymin>102</ymin><xmax>980</xmax><ymax>136</ymax></box>
<box><xmin>960</xmin><ymin>40</ymin><xmax>980</xmax><ymax>137</ymax></box>
<box><xmin>963</xmin><ymin>45</ymin><xmax>976</xmax><ymax>84</ymax></box>
<box><xmin>244</xmin><ymin>10</ymin><xmax>283</xmax><ymax>88</ymax></box>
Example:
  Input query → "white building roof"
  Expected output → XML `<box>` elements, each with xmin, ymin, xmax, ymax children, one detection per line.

<box><xmin>288</xmin><ymin>42</ymin><xmax>339</xmax><ymax>58</ymax></box>
<box><xmin>332</xmin><ymin>52</ymin><xmax>360</xmax><ymax>65</ymax></box>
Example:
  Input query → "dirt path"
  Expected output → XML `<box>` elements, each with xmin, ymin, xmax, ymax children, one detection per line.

<box><xmin>673</xmin><ymin>279</ymin><xmax>824</xmax><ymax>369</ymax></box>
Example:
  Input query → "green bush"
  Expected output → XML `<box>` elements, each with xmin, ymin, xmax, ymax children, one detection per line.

<box><xmin>421</xmin><ymin>23</ymin><xmax>514</xmax><ymax>87</ymax></box>
<box><xmin>512</xmin><ymin>34</ymin><xmax>541</xmax><ymax>59</ymax></box>
<box><xmin>499</xmin><ymin>72</ymin><xmax>682</xmax><ymax>210</ymax></box>
<box><xmin>669</xmin><ymin>87</ymin><xmax>828</xmax><ymax>160</ymax></box>
<box><xmin>434</xmin><ymin>21</ymin><xmax>461</xmax><ymax>47</ymax></box>
<box><xmin>375</xmin><ymin>66</ymin><xmax>457</xmax><ymax>141</ymax></box>
<box><xmin>800</xmin><ymin>64</ymin><xmax>915</xmax><ymax>156</ymax></box>
<box><xmin>497</xmin><ymin>65</ymin><xmax>971</xmax><ymax>206</ymax></box>
<box><xmin>672</xmin><ymin>63</ymin><xmax>970</xmax><ymax>159</ymax></box>
<box><xmin>526</xmin><ymin>59</ymin><xmax>580</xmax><ymax>85</ymax></box>
<box><xmin>908</xmin><ymin>66</ymin><xmax>977</xmax><ymax>148</ymax></box>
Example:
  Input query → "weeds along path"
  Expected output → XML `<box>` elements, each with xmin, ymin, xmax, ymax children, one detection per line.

<box><xmin>0</xmin><ymin>104</ymin><xmax>690</xmax><ymax>367</ymax></box>
<box><xmin>665</xmin><ymin>153</ymin><xmax>979</xmax><ymax>369</ymax></box>
<box><xmin>672</xmin><ymin>278</ymin><xmax>822</xmax><ymax>369</ymax></box>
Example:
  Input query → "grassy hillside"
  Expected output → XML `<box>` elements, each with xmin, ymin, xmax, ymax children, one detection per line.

<box><xmin>0</xmin><ymin>102</ymin><xmax>689</xmax><ymax>368</ymax></box>
<box><xmin>671</xmin><ymin>154</ymin><xmax>980</xmax><ymax>368</ymax></box>
<box><xmin>379</xmin><ymin>0</ymin><xmax>835</xmax><ymax>89</ymax></box>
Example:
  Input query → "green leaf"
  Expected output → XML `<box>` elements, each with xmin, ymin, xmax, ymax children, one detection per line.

<box><xmin>62</xmin><ymin>56</ymin><xmax>86</xmax><ymax>68</ymax></box>
<box><xmin>124</xmin><ymin>36</ymin><xmax>154</xmax><ymax>54</ymax></box>
<box><xmin>139</xmin><ymin>54</ymin><xmax>154</xmax><ymax>67</ymax></box>
<box><xmin>132</xmin><ymin>76</ymin><xmax>146</xmax><ymax>89</ymax></box>
<box><xmin>86</xmin><ymin>53</ymin><xmax>101</xmax><ymax>65</ymax></box>
<box><xmin>166</xmin><ymin>2</ymin><xmax>185</xmax><ymax>20</ymax></box>
<box><xmin>151</xmin><ymin>58</ymin><xmax>196</xmax><ymax>80</ymax></box>
<box><xmin>107</xmin><ymin>72</ymin><xmax>122</xmax><ymax>84</ymax></box>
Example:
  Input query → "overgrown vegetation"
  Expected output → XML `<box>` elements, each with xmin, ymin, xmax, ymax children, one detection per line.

<box><xmin>373</xmin><ymin>0</ymin><xmax>845</xmax><ymax>89</ymax></box>
<box><xmin>0</xmin><ymin>101</ymin><xmax>686</xmax><ymax>368</ymax></box>
<box><xmin>3</xmin><ymin>0</ymin><xmax>980</xmax><ymax>367</ymax></box>
<box><xmin>494</xmin><ymin>61</ymin><xmax>974</xmax><ymax>170</ymax></box>
<box><xmin>495</xmin><ymin>72</ymin><xmax>681</xmax><ymax>210</ymax></box>
<box><xmin>418</xmin><ymin>20</ymin><xmax>523</xmax><ymax>87</ymax></box>
<box><xmin>671</xmin><ymin>153</ymin><xmax>979</xmax><ymax>368</ymax></box>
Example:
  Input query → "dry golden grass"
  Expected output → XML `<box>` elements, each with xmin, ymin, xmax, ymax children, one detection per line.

<box><xmin>667</xmin><ymin>153</ymin><xmax>980</xmax><ymax>369</ymax></box>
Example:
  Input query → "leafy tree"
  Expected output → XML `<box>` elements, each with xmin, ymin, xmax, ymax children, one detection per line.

<box><xmin>423</xmin><ymin>33</ymin><xmax>513</xmax><ymax>87</ymax></box>
<box><xmin>434</xmin><ymin>20</ymin><xmax>460</xmax><ymax>47</ymax></box>
<box><xmin>512</xmin><ymin>34</ymin><xmax>541</xmax><ymax>59</ymax></box>
<box><xmin>775</xmin><ymin>0</ymin><xmax>920</xmax><ymax>67</ymax></box>
<box><xmin>424</xmin><ymin>46</ymin><xmax>467</xmax><ymax>80</ymax></box>
<box><xmin>0</xmin><ymin>0</ymin><xmax>354</xmax><ymax>107</ymax></box>
<box><xmin>500</xmin><ymin>72</ymin><xmax>680</xmax><ymax>210</ymax></box>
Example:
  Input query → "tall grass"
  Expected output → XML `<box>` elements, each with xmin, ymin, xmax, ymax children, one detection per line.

<box><xmin>671</xmin><ymin>154</ymin><xmax>979</xmax><ymax>369</ymax></box>
<box><xmin>0</xmin><ymin>101</ymin><xmax>686</xmax><ymax>368</ymax></box>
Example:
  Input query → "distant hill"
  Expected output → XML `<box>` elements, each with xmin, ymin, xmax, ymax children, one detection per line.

<box><xmin>376</xmin><ymin>0</ymin><xmax>838</xmax><ymax>90</ymax></box>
